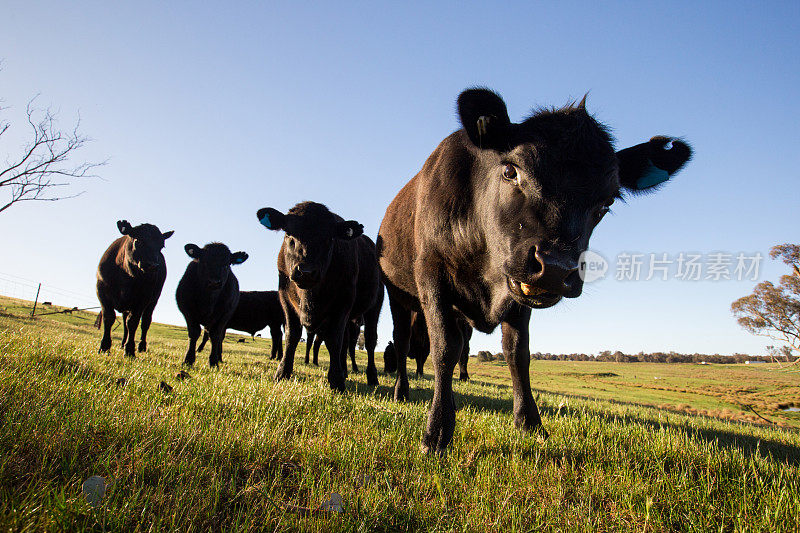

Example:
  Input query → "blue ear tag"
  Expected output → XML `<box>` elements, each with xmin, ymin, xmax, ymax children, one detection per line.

<box><xmin>259</xmin><ymin>213</ymin><xmax>272</xmax><ymax>228</ymax></box>
<box><xmin>636</xmin><ymin>161</ymin><xmax>670</xmax><ymax>190</ymax></box>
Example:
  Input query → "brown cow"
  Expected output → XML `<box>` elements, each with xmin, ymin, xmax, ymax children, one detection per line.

<box><xmin>95</xmin><ymin>220</ymin><xmax>173</xmax><ymax>356</ymax></box>
<box><xmin>378</xmin><ymin>88</ymin><xmax>691</xmax><ymax>455</ymax></box>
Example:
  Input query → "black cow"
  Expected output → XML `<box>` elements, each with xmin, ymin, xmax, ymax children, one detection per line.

<box><xmin>383</xmin><ymin>341</ymin><xmax>397</xmax><ymax>373</ymax></box>
<box><xmin>378</xmin><ymin>88</ymin><xmax>691</xmax><ymax>455</ymax></box>
<box><xmin>197</xmin><ymin>290</ymin><xmax>284</xmax><ymax>360</ymax></box>
<box><xmin>176</xmin><ymin>243</ymin><xmax>248</xmax><ymax>367</ymax></box>
<box><xmin>256</xmin><ymin>202</ymin><xmax>383</xmax><ymax>390</ymax></box>
<box><xmin>95</xmin><ymin>220</ymin><xmax>173</xmax><ymax>356</ymax></box>
<box><xmin>408</xmin><ymin>313</ymin><xmax>473</xmax><ymax>380</ymax></box>
<box><xmin>383</xmin><ymin>312</ymin><xmax>472</xmax><ymax>380</ymax></box>
<box><xmin>304</xmin><ymin>320</ymin><xmax>361</xmax><ymax>374</ymax></box>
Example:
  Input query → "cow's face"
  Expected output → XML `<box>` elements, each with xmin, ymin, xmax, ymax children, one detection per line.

<box><xmin>117</xmin><ymin>220</ymin><xmax>173</xmax><ymax>273</ymax></box>
<box><xmin>256</xmin><ymin>202</ymin><xmax>362</xmax><ymax>290</ymax></box>
<box><xmin>184</xmin><ymin>243</ymin><xmax>248</xmax><ymax>290</ymax></box>
<box><xmin>457</xmin><ymin>89</ymin><xmax>691</xmax><ymax>309</ymax></box>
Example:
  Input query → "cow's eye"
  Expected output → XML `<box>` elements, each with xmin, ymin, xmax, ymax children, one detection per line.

<box><xmin>595</xmin><ymin>206</ymin><xmax>611</xmax><ymax>222</ymax></box>
<box><xmin>502</xmin><ymin>164</ymin><xmax>518</xmax><ymax>183</ymax></box>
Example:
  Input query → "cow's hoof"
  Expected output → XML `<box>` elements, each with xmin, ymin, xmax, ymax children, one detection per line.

<box><xmin>366</xmin><ymin>367</ymin><xmax>379</xmax><ymax>386</ymax></box>
<box><xmin>419</xmin><ymin>442</ymin><xmax>448</xmax><ymax>458</ymax></box>
<box><xmin>394</xmin><ymin>381</ymin><xmax>410</xmax><ymax>402</ymax></box>
<box><xmin>352</xmin><ymin>364</ymin><xmax>359</xmax><ymax>373</ymax></box>
<box><xmin>124</xmin><ymin>347</ymin><xmax>136</xmax><ymax>358</ymax></box>
<box><xmin>328</xmin><ymin>375</ymin><xmax>346</xmax><ymax>393</ymax></box>
<box><xmin>274</xmin><ymin>368</ymin><xmax>291</xmax><ymax>381</ymax></box>
<box><xmin>459</xmin><ymin>372</ymin><xmax>469</xmax><ymax>382</ymax></box>
<box><xmin>515</xmin><ymin>416</ymin><xmax>549</xmax><ymax>441</ymax></box>
<box><xmin>137</xmin><ymin>342</ymin><xmax>147</xmax><ymax>353</ymax></box>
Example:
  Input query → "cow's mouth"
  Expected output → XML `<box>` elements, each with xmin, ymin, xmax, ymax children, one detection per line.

<box><xmin>507</xmin><ymin>277</ymin><xmax>563</xmax><ymax>309</ymax></box>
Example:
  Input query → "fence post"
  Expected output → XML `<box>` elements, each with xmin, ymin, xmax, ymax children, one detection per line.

<box><xmin>30</xmin><ymin>283</ymin><xmax>41</xmax><ymax>317</ymax></box>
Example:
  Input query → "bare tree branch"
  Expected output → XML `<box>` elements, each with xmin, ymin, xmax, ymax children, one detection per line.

<box><xmin>0</xmin><ymin>94</ymin><xmax>105</xmax><ymax>214</ymax></box>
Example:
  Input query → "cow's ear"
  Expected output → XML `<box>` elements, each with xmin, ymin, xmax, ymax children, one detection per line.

<box><xmin>117</xmin><ymin>220</ymin><xmax>132</xmax><ymax>235</ymax></box>
<box><xmin>616</xmin><ymin>136</ymin><xmax>692</xmax><ymax>193</ymax></box>
<box><xmin>185</xmin><ymin>244</ymin><xmax>202</xmax><ymax>260</ymax></box>
<box><xmin>257</xmin><ymin>208</ymin><xmax>285</xmax><ymax>231</ymax></box>
<box><xmin>335</xmin><ymin>220</ymin><xmax>363</xmax><ymax>240</ymax></box>
<box><xmin>457</xmin><ymin>88</ymin><xmax>512</xmax><ymax>151</ymax></box>
<box><xmin>162</xmin><ymin>230</ymin><xmax>174</xmax><ymax>240</ymax></box>
<box><xmin>230</xmin><ymin>252</ymin><xmax>249</xmax><ymax>265</ymax></box>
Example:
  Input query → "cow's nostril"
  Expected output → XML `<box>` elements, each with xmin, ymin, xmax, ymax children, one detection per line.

<box><xmin>527</xmin><ymin>247</ymin><xmax>544</xmax><ymax>275</ymax></box>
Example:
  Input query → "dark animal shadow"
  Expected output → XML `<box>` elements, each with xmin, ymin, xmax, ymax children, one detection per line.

<box><xmin>265</xmin><ymin>362</ymin><xmax>800</xmax><ymax>466</ymax></box>
<box><xmin>345</xmin><ymin>371</ymin><xmax>800</xmax><ymax>466</ymax></box>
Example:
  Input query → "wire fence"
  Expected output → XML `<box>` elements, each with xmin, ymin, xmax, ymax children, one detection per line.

<box><xmin>0</xmin><ymin>271</ymin><xmax>99</xmax><ymax>317</ymax></box>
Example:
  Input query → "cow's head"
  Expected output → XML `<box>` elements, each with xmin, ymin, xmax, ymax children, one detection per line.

<box><xmin>256</xmin><ymin>202</ymin><xmax>362</xmax><ymax>290</ymax></box>
<box><xmin>457</xmin><ymin>88</ymin><xmax>691</xmax><ymax>309</ymax></box>
<box><xmin>184</xmin><ymin>242</ymin><xmax>248</xmax><ymax>290</ymax></box>
<box><xmin>117</xmin><ymin>220</ymin><xmax>173</xmax><ymax>273</ymax></box>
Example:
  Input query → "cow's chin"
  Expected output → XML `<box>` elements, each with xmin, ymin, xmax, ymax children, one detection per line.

<box><xmin>506</xmin><ymin>277</ymin><xmax>563</xmax><ymax>309</ymax></box>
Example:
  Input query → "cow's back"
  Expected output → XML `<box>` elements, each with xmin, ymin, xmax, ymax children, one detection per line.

<box><xmin>378</xmin><ymin>174</ymin><xmax>420</xmax><ymax>303</ymax></box>
<box><xmin>227</xmin><ymin>291</ymin><xmax>282</xmax><ymax>334</ymax></box>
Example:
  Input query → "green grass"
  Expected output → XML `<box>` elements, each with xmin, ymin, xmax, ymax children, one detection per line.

<box><xmin>2</xmin><ymin>295</ymin><xmax>800</xmax><ymax>531</ymax></box>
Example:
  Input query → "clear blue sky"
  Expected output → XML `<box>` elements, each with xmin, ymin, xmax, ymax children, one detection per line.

<box><xmin>1</xmin><ymin>1</ymin><xmax>798</xmax><ymax>356</ymax></box>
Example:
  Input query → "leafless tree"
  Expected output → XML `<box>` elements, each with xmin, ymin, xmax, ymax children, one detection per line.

<box><xmin>732</xmin><ymin>244</ymin><xmax>800</xmax><ymax>366</ymax></box>
<box><xmin>0</xmin><ymin>96</ymin><xmax>103</xmax><ymax>214</ymax></box>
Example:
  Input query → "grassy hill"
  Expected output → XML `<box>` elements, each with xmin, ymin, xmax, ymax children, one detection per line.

<box><xmin>1</xmin><ymin>295</ymin><xmax>799</xmax><ymax>531</ymax></box>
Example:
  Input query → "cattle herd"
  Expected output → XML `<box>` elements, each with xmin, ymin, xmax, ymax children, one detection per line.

<box><xmin>95</xmin><ymin>88</ymin><xmax>692</xmax><ymax>454</ymax></box>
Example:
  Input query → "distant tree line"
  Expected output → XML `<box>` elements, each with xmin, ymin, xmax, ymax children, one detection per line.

<box><xmin>475</xmin><ymin>350</ymin><xmax>797</xmax><ymax>364</ymax></box>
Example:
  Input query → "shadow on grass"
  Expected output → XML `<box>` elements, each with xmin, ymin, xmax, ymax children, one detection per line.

<box><xmin>338</xmin><ymin>367</ymin><xmax>800</xmax><ymax>467</ymax></box>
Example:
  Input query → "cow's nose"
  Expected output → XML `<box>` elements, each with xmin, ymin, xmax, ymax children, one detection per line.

<box><xmin>291</xmin><ymin>264</ymin><xmax>319</xmax><ymax>283</ymax></box>
<box><xmin>531</xmin><ymin>249</ymin><xmax>581</xmax><ymax>296</ymax></box>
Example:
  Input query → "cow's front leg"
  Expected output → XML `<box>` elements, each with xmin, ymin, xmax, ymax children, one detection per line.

<box><xmin>502</xmin><ymin>304</ymin><xmax>547</xmax><ymax>437</ymax></box>
<box><xmin>208</xmin><ymin>324</ymin><xmax>226</xmax><ymax>367</ymax></box>
<box><xmin>183</xmin><ymin>319</ymin><xmax>201</xmax><ymax>366</ymax></box>
<box><xmin>275</xmin><ymin>295</ymin><xmax>300</xmax><ymax>381</ymax></box>
<box><xmin>418</xmin><ymin>278</ymin><xmax>463</xmax><ymax>456</ymax></box>
<box><xmin>323</xmin><ymin>318</ymin><xmax>348</xmax><ymax>392</ymax></box>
